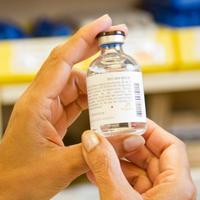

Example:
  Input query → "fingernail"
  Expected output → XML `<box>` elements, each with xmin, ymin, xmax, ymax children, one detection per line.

<box><xmin>95</xmin><ymin>14</ymin><xmax>111</xmax><ymax>22</ymax></box>
<box><xmin>118</xmin><ymin>24</ymin><xmax>128</xmax><ymax>30</ymax></box>
<box><xmin>82</xmin><ymin>131</ymin><xmax>100</xmax><ymax>152</ymax></box>
<box><xmin>119</xmin><ymin>24</ymin><xmax>128</xmax><ymax>35</ymax></box>
<box><xmin>123</xmin><ymin>135</ymin><xmax>145</xmax><ymax>152</ymax></box>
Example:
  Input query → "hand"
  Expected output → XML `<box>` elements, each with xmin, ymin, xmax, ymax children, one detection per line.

<box><xmin>81</xmin><ymin>120</ymin><xmax>196</xmax><ymax>200</ymax></box>
<box><xmin>0</xmin><ymin>15</ymin><xmax>128</xmax><ymax>200</ymax></box>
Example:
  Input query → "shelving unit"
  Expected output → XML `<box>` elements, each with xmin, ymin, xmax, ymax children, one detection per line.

<box><xmin>1</xmin><ymin>70</ymin><xmax>200</xmax><ymax>102</ymax></box>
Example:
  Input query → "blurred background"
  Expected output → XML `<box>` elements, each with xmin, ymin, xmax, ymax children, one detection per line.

<box><xmin>0</xmin><ymin>0</ymin><xmax>200</xmax><ymax>199</ymax></box>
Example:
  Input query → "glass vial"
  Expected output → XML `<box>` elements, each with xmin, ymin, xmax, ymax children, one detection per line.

<box><xmin>87</xmin><ymin>30</ymin><xmax>147</xmax><ymax>137</ymax></box>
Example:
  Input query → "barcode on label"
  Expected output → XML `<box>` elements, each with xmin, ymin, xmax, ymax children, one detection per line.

<box><xmin>134</xmin><ymin>83</ymin><xmax>143</xmax><ymax>117</ymax></box>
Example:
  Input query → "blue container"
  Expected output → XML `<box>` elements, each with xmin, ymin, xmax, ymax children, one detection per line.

<box><xmin>145</xmin><ymin>0</ymin><xmax>200</xmax><ymax>10</ymax></box>
<box><xmin>0</xmin><ymin>22</ymin><xmax>27</xmax><ymax>40</ymax></box>
<box><xmin>32</xmin><ymin>19</ymin><xmax>73</xmax><ymax>37</ymax></box>
<box><xmin>144</xmin><ymin>3</ymin><xmax>200</xmax><ymax>27</ymax></box>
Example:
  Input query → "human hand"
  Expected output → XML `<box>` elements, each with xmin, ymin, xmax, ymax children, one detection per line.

<box><xmin>0</xmin><ymin>15</ymin><xmax>128</xmax><ymax>200</ymax></box>
<box><xmin>82</xmin><ymin>120</ymin><xmax>196</xmax><ymax>200</ymax></box>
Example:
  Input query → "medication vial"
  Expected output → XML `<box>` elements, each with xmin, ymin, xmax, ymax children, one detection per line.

<box><xmin>87</xmin><ymin>31</ymin><xmax>147</xmax><ymax>137</ymax></box>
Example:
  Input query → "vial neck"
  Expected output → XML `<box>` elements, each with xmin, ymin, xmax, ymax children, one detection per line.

<box><xmin>100</xmin><ymin>43</ymin><xmax>123</xmax><ymax>55</ymax></box>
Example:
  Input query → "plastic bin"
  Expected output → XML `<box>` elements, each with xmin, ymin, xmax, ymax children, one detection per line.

<box><xmin>144</xmin><ymin>3</ymin><xmax>200</xmax><ymax>27</ymax></box>
<box><xmin>0</xmin><ymin>37</ymin><xmax>66</xmax><ymax>84</ymax></box>
<box><xmin>144</xmin><ymin>0</ymin><xmax>200</xmax><ymax>10</ymax></box>
<box><xmin>124</xmin><ymin>27</ymin><xmax>176</xmax><ymax>73</ymax></box>
<box><xmin>0</xmin><ymin>22</ymin><xmax>27</xmax><ymax>40</ymax></box>
<box><xmin>32</xmin><ymin>19</ymin><xmax>73</xmax><ymax>37</ymax></box>
<box><xmin>173</xmin><ymin>27</ymin><xmax>200</xmax><ymax>70</ymax></box>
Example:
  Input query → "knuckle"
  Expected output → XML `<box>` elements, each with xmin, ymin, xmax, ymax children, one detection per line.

<box><xmin>76</xmin><ymin>28</ymin><xmax>90</xmax><ymax>45</ymax></box>
<box><xmin>189</xmin><ymin>182</ymin><xmax>197</xmax><ymax>200</ymax></box>
<box><xmin>184</xmin><ymin>181</ymin><xmax>197</xmax><ymax>200</ymax></box>
<box><xmin>93</xmin><ymin>152</ymin><xmax>110</xmax><ymax>174</ymax></box>
<box><xmin>92</xmin><ymin>151</ymin><xmax>115</xmax><ymax>174</ymax></box>
<box><xmin>14</xmin><ymin>96</ymin><xmax>29</xmax><ymax>113</ymax></box>
<box><xmin>77</xmin><ymin>27</ymin><xmax>85</xmax><ymax>37</ymax></box>
<box><xmin>12</xmin><ymin>101</ymin><xmax>23</xmax><ymax>119</ymax></box>
<box><xmin>91</xmin><ymin>149</ymin><xmax>120</xmax><ymax>185</ymax></box>
<box><xmin>178</xmin><ymin>140</ymin><xmax>187</xmax><ymax>150</ymax></box>
<box><xmin>14</xmin><ymin>93</ymin><xmax>40</xmax><ymax>116</ymax></box>
<box><xmin>49</xmin><ymin>45</ymin><xmax>63</xmax><ymax>61</ymax></box>
<box><xmin>9</xmin><ymin>98</ymin><xmax>33</xmax><ymax>127</ymax></box>
<box><xmin>154</xmin><ymin>170</ymin><xmax>175</xmax><ymax>185</ymax></box>
<box><xmin>173</xmin><ymin>137</ymin><xmax>186</xmax><ymax>150</ymax></box>
<box><xmin>14</xmin><ymin>99</ymin><xmax>22</xmax><ymax>110</ymax></box>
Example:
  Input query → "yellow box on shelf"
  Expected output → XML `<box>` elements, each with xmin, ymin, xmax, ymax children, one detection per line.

<box><xmin>124</xmin><ymin>26</ymin><xmax>176</xmax><ymax>73</ymax></box>
<box><xmin>0</xmin><ymin>37</ymin><xmax>67</xmax><ymax>84</ymax></box>
<box><xmin>174</xmin><ymin>27</ymin><xmax>200</xmax><ymax>70</ymax></box>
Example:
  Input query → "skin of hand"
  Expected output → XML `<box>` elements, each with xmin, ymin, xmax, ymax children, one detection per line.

<box><xmin>0</xmin><ymin>15</ymin><xmax>129</xmax><ymax>200</ymax></box>
<box><xmin>82</xmin><ymin>119</ymin><xmax>197</xmax><ymax>200</ymax></box>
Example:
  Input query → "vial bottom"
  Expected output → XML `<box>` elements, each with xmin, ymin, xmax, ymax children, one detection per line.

<box><xmin>94</xmin><ymin>122</ymin><xmax>147</xmax><ymax>137</ymax></box>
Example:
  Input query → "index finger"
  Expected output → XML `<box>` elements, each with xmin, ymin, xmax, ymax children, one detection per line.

<box><xmin>29</xmin><ymin>15</ymin><xmax>112</xmax><ymax>98</ymax></box>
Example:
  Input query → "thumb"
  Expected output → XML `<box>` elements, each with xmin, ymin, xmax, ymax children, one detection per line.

<box><xmin>81</xmin><ymin>131</ymin><xmax>142</xmax><ymax>200</ymax></box>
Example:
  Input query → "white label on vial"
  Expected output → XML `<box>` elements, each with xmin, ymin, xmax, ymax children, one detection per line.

<box><xmin>87</xmin><ymin>71</ymin><xmax>146</xmax><ymax>133</ymax></box>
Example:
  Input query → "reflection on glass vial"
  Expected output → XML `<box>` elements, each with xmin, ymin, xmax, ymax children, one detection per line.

<box><xmin>87</xmin><ymin>30</ymin><xmax>147</xmax><ymax>137</ymax></box>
